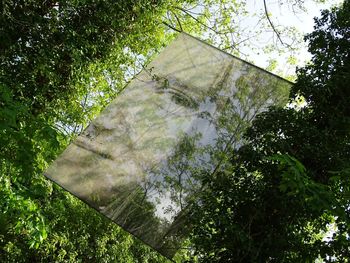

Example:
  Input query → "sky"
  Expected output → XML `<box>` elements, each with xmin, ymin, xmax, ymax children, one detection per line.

<box><xmin>239</xmin><ymin>0</ymin><xmax>344</xmax><ymax>78</ymax></box>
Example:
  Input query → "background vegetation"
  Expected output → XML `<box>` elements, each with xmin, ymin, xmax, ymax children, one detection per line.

<box><xmin>0</xmin><ymin>0</ymin><xmax>349</xmax><ymax>262</ymax></box>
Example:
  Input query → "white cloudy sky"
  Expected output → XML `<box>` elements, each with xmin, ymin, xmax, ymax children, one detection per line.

<box><xmin>239</xmin><ymin>0</ymin><xmax>344</xmax><ymax>77</ymax></box>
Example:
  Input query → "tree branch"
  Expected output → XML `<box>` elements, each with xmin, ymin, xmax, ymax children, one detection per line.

<box><xmin>162</xmin><ymin>21</ymin><xmax>182</xmax><ymax>33</ymax></box>
<box><xmin>263</xmin><ymin>0</ymin><xmax>290</xmax><ymax>47</ymax></box>
<box><xmin>171</xmin><ymin>10</ymin><xmax>183</xmax><ymax>31</ymax></box>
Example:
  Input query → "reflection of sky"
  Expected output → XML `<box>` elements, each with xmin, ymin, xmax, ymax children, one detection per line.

<box><xmin>191</xmin><ymin>98</ymin><xmax>218</xmax><ymax>146</ymax></box>
<box><xmin>46</xmin><ymin>33</ymin><xmax>292</xmax><ymax>259</ymax></box>
<box><xmin>149</xmin><ymin>191</ymin><xmax>180</xmax><ymax>223</ymax></box>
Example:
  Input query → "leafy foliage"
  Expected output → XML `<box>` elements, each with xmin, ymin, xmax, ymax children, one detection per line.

<box><xmin>189</xmin><ymin>1</ymin><xmax>350</xmax><ymax>262</ymax></box>
<box><xmin>1</xmin><ymin>0</ymin><xmax>346</xmax><ymax>262</ymax></box>
<box><xmin>0</xmin><ymin>0</ymin><xmax>182</xmax><ymax>261</ymax></box>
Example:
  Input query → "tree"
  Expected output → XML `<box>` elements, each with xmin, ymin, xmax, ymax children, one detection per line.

<box><xmin>0</xmin><ymin>0</ymin><xmax>341</xmax><ymax>261</ymax></box>
<box><xmin>189</xmin><ymin>1</ymin><xmax>350</xmax><ymax>262</ymax></box>
<box><xmin>0</xmin><ymin>1</ymin><xmax>183</xmax><ymax>261</ymax></box>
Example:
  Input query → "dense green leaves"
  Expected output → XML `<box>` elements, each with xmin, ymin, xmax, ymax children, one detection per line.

<box><xmin>189</xmin><ymin>1</ymin><xmax>350</xmax><ymax>262</ymax></box>
<box><xmin>1</xmin><ymin>0</ymin><xmax>348</xmax><ymax>261</ymax></box>
<box><xmin>0</xmin><ymin>0</ymin><xmax>182</xmax><ymax>261</ymax></box>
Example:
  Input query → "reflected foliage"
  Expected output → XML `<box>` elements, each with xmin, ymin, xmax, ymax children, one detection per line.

<box><xmin>0</xmin><ymin>0</ymin><xmax>321</xmax><ymax>262</ymax></box>
<box><xmin>189</xmin><ymin>2</ymin><xmax>350</xmax><ymax>262</ymax></box>
<box><xmin>0</xmin><ymin>0</ymin><xmax>188</xmax><ymax>262</ymax></box>
<box><xmin>45</xmin><ymin>33</ymin><xmax>290</xmax><ymax>259</ymax></box>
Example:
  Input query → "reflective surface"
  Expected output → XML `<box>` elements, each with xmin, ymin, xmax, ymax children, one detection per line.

<box><xmin>45</xmin><ymin>33</ymin><xmax>291</xmax><ymax>259</ymax></box>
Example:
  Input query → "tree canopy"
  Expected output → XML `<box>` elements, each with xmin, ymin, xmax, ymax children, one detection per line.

<box><xmin>189</xmin><ymin>1</ymin><xmax>350</xmax><ymax>262</ymax></box>
<box><xmin>0</xmin><ymin>1</ymin><xmax>181</xmax><ymax>261</ymax></box>
<box><xmin>0</xmin><ymin>0</ymin><xmax>349</xmax><ymax>262</ymax></box>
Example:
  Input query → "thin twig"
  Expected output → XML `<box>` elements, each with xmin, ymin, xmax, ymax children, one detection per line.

<box><xmin>263</xmin><ymin>0</ymin><xmax>290</xmax><ymax>47</ymax></box>
<box><xmin>171</xmin><ymin>10</ymin><xmax>183</xmax><ymax>31</ymax></box>
<box><xmin>162</xmin><ymin>21</ymin><xmax>182</xmax><ymax>33</ymax></box>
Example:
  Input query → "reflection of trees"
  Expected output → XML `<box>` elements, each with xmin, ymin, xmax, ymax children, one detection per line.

<box><xmin>129</xmin><ymin>61</ymin><xmax>291</xmax><ymax>254</ymax></box>
<box><xmin>45</xmin><ymin>36</ymin><xmax>290</xmax><ymax>259</ymax></box>
<box><xmin>93</xmin><ymin>60</ymin><xmax>288</xmax><ymax>256</ymax></box>
<box><xmin>99</xmin><ymin>185</ymin><xmax>163</xmax><ymax>246</ymax></box>
<box><xmin>154</xmin><ymin>133</ymin><xmax>204</xmax><ymax>210</ymax></box>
